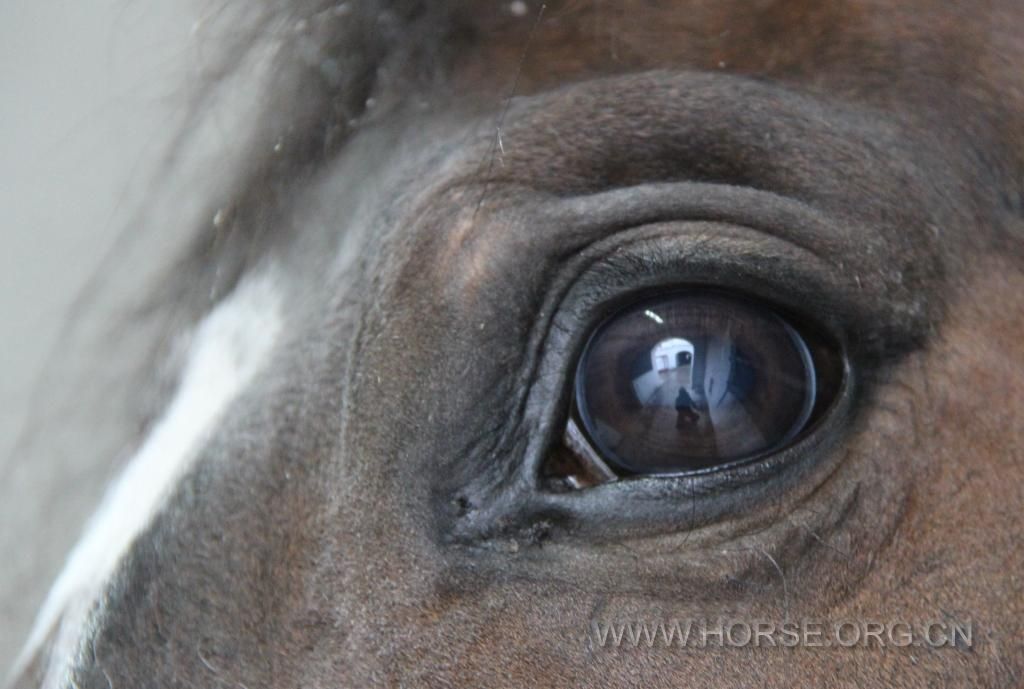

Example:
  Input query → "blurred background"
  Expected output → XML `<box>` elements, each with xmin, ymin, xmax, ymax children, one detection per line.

<box><xmin>0</xmin><ymin>0</ymin><xmax>201</xmax><ymax>670</ymax></box>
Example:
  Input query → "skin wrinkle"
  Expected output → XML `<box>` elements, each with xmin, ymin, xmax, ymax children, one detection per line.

<box><xmin>10</xmin><ymin>1</ymin><xmax>1024</xmax><ymax>687</ymax></box>
<box><xmin>421</xmin><ymin>79</ymin><xmax>950</xmax><ymax>350</ymax></box>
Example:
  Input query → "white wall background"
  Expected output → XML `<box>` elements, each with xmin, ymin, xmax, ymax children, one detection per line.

<box><xmin>0</xmin><ymin>0</ymin><xmax>202</xmax><ymax>671</ymax></box>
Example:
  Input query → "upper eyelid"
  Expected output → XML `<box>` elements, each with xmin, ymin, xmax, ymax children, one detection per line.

<box><xmin>420</xmin><ymin>123</ymin><xmax>939</xmax><ymax>357</ymax></box>
<box><xmin>510</xmin><ymin>180</ymin><xmax>934</xmax><ymax>358</ymax></box>
<box><xmin>519</xmin><ymin>221</ymin><xmax>855</xmax><ymax>458</ymax></box>
<box><xmin>530</xmin><ymin>226</ymin><xmax>847</xmax><ymax>357</ymax></box>
<box><xmin>544</xmin><ymin>183</ymin><xmax>837</xmax><ymax>267</ymax></box>
<box><xmin>424</xmin><ymin>69</ymin><xmax>948</xmax><ymax>346</ymax></box>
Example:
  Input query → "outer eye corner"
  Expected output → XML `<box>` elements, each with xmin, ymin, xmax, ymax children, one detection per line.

<box><xmin>544</xmin><ymin>288</ymin><xmax>846</xmax><ymax>489</ymax></box>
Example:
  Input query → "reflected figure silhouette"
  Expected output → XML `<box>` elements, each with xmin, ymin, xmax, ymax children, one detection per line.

<box><xmin>675</xmin><ymin>385</ymin><xmax>700</xmax><ymax>428</ymax></box>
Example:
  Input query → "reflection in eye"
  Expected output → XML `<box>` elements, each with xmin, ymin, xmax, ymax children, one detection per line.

<box><xmin>561</xmin><ymin>291</ymin><xmax>843</xmax><ymax>481</ymax></box>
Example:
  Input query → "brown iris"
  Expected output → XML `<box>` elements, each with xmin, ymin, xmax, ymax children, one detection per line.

<box><xmin>573</xmin><ymin>290</ymin><xmax>843</xmax><ymax>476</ymax></box>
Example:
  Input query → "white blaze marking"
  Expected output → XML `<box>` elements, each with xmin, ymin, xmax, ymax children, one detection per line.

<box><xmin>13</xmin><ymin>269</ymin><xmax>283</xmax><ymax>687</ymax></box>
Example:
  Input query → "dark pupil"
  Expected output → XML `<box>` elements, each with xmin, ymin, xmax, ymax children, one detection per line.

<box><xmin>575</xmin><ymin>292</ymin><xmax>819</xmax><ymax>474</ymax></box>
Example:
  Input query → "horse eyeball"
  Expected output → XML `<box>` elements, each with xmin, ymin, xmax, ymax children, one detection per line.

<box><xmin>571</xmin><ymin>290</ymin><xmax>843</xmax><ymax>477</ymax></box>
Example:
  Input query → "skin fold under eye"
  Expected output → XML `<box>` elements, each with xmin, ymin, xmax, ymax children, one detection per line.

<box><xmin>565</xmin><ymin>289</ymin><xmax>844</xmax><ymax>480</ymax></box>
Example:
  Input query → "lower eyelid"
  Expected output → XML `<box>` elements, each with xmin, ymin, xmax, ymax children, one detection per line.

<box><xmin>454</xmin><ymin>445</ymin><xmax>867</xmax><ymax>607</ymax></box>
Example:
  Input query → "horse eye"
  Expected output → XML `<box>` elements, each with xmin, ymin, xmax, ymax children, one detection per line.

<box><xmin>558</xmin><ymin>290</ymin><xmax>844</xmax><ymax>483</ymax></box>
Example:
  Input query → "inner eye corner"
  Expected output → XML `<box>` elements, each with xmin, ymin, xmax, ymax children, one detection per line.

<box><xmin>541</xmin><ymin>287</ymin><xmax>846</xmax><ymax>491</ymax></box>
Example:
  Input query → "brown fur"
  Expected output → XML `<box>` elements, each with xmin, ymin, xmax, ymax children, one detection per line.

<box><xmin>11</xmin><ymin>1</ymin><xmax>1024</xmax><ymax>687</ymax></box>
